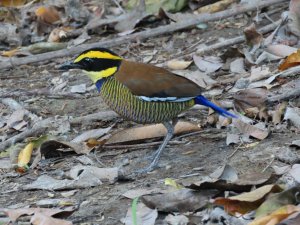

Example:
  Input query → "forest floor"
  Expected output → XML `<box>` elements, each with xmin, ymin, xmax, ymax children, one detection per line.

<box><xmin>1</xmin><ymin>1</ymin><xmax>300</xmax><ymax>224</ymax></box>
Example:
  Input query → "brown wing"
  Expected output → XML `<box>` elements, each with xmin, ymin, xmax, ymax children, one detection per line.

<box><xmin>114</xmin><ymin>60</ymin><xmax>203</xmax><ymax>97</ymax></box>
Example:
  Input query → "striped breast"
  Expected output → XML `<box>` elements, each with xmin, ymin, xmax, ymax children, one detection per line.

<box><xmin>100</xmin><ymin>77</ymin><xmax>195</xmax><ymax>124</ymax></box>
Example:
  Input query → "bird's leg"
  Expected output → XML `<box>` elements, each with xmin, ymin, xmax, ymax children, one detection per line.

<box><xmin>136</xmin><ymin>120</ymin><xmax>177</xmax><ymax>173</ymax></box>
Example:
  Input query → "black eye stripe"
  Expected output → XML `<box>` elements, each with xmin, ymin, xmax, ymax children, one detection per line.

<box><xmin>79</xmin><ymin>58</ymin><xmax>121</xmax><ymax>71</ymax></box>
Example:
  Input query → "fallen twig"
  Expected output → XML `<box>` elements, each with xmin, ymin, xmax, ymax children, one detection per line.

<box><xmin>0</xmin><ymin>118</ymin><xmax>52</xmax><ymax>152</ymax></box>
<box><xmin>266</xmin><ymin>66</ymin><xmax>300</xmax><ymax>103</ymax></box>
<box><xmin>0</xmin><ymin>110</ymin><xmax>119</xmax><ymax>152</ymax></box>
<box><xmin>0</xmin><ymin>89</ymin><xmax>84</xmax><ymax>99</ymax></box>
<box><xmin>196</xmin><ymin>19</ymin><xmax>282</xmax><ymax>55</ymax></box>
<box><xmin>277</xmin><ymin>65</ymin><xmax>300</xmax><ymax>78</ymax></box>
<box><xmin>0</xmin><ymin>0</ymin><xmax>288</xmax><ymax>70</ymax></box>
<box><xmin>267</xmin><ymin>88</ymin><xmax>300</xmax><ymax>103</ymax></box>
<box><xmin>70</xmin><ymin>111</ymin><xmax>119</xmax><ymax>124</ymax></box>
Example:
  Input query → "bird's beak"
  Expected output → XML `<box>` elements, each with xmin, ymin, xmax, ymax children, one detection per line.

<box><xmin>59</xmin><ymin>62</ymin><xmax>83</xmax><ymax>70</ymax></box>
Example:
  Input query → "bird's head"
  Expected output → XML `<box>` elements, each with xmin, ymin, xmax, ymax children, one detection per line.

<box><xmin>60</xmin><ymin>48</ymin><xmax>122</xmax><ymax>83</ymax></box>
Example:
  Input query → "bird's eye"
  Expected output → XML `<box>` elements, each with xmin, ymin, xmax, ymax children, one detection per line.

<box><xmin>80</xmin><ymin>58</ymin><xmax>93</xmax><ymax>66</ymax></box>
<box><xmin>84</xmin><ymin>58</ymin><xmax>93</xmax><ymax>63</ymax></box>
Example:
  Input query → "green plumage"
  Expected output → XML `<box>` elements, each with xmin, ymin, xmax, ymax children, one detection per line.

<box><xmin>100</xmin><ymin>77</ymin><xmax>195</xmax><ymax>124</ymax></box>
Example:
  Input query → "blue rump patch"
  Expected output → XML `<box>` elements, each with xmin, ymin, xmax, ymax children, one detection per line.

<box><xmin>195</xmin><ymin>95</ymin><xmax>237</xmax><ymax>118</ymax></box>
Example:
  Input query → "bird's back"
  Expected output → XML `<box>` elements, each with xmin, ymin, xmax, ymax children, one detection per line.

<box><xmin>100</xmin><ymin>76</ymin><xmax>195</xmax><ymax>124</ymax></box>
<box><xmin>115</xmin><ymin>60</ymin><xmax>203</xmax><ymax>97</ymax></box>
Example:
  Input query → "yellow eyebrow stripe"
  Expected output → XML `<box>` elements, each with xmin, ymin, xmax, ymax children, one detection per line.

<box><xmin>74</xmin><ymin>51</ymin><xmax>122</xmax><ymax>63</ymax></box>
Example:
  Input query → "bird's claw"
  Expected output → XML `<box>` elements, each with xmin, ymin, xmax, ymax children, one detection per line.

<box><xmin>132</xmin><ymin>162</ymin><xmax>159</xmax><ymax>176</ymax></box>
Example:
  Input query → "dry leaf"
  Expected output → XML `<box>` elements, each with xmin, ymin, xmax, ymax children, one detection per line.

<box><xmin>31</xmin><ymin>213</ymin><xmax>72</xmax><ymax>225</ymax></box>
<box><xmin>0</xmin><ymin>0</ymin><xmax>27</xmax><ymax>7</ymax></box>
<box><xmin>266</xmin><ymin>44</ymin><xmax>297</xmax><ymax>58</ymax></box>
<box><xmin>288</xmin><ymin>0</ymin><xmax>300</xmax><ymax>37</ymax></box>
<box><xmin>272</xmin><ymin>102</ymin><xmax>287</xmax><ymax>125</ymax></box>
<box><xmin>185</xmin><ymin>171</ymin><xmax>275</xmax><ymax>193</ymax></box>
<box><xmin>193</xmin><ymin>55</ymin><xmax>223</xmax><ymax>73</ymax></box>
<box><xmin>65</xmin><ymin>0</ymin><xmax>90</xmax><ymax>25</ymax></box>
<box><xmin>3</xmin><ymin>207</ymin><xmax>75</xmax><ymax>222</ymax></box>
<box><xmin>279</xmin><ymin>49</ymin><xmax>300</xmax><ymax>71</ymax></box>
<box><xmin>249</xmin><ymin>66</ymin><xmax>271</xmax><ymax>82</ymax></box>
<box><xmin>122</xmin><ymin>188</ymin><xmax>166</xmax><ymax>199</ymax></box>
<box><xmin>255</xmin><ymin>51</ymin><xmax>283</xmax><ymax>65</ymax></box>
<box><xmin>70</xmin><ymin>165</ymin><xmax>119</xmax><ymax>183</ymax></box>
<box><xmin>284</xmin><ymin>107</ymin><xmax>300</xmax><ymax>128</ymax></box>
<box><xmin>25</xmin><ymin>42</ymin><xmax>67</xmax><ymax>54</ymax></box>
<box><xmin>288</xmin><ymin>164</ymin><xmax>300</xmax><ymax>183</ymax></box>
<box><xmin>233</xmin><ymin>119</ymin><xmax>269</xmax><ymax>140</ymax></box>
<box><xmin>255</xmin><ymin>186</ymin><xmax>300</xmax><ymax>218</ymax></box>
<box><xmin>23</xmin><ymin>174</ymin><xmax>102</xmax><ymax>190</ymax></box>
<box><xmin>291</xmin><ymin>140</ymin><xmax>300</xmax><ymax>148</ymax></box>
<box><xmin>159</xmin><ymin>9</ymin><xmax>195</xmax><ymax>22</ymax></box>
<box><xmin>1</xmin><ymin>48</ymin><xmax>20</xmax><ymax>57</ymax></box>
<box><xmin>244</xmin><ymin>23</ymin><xmax>263</xmax><ymax>51</ymax></box>
<box><xmin>6</xmin><ymin>109</ymin><xmax>26</xmax><ymax>130</ymax></box>
<box><xmin>48</xmin><ymin>27</ymin><xmax>69</xmax><ymax>42</ymax></box>
<box><xmin>272</xmin><ymin>165</ymin><xmax>291</xmax><ymax>175</ymax></box>
<box><xmin>115</xmin><ymin>0</ymin><xmax>148</xmax><ymax>33</ymax></box>
<box><xmin>126</xmin><ymin>0</ymin><xmax>187</xmax><ymax>14</ymax></box>
<box><xmin>17</xmin><ymin>142</ymin><xmax>33</xmax><ymax>168</ymax></box>
<box><xmin>106</xmin><ymin>121</ymin><xmax>200</xmax><ymax>144</ymax></box>
<box><xmin>209</xmin><ymin>164</ymin><xmax>238</xmax><ymax>182</ymax></box>
<box><xmin>214</xmin><ymin>185</ymin><xmax>283</xmax><ymax>215</ymax></box>
<box><xmin>165</xmin><ymin>214</ymin><xmax>189</xmax><ymax>225</ymax></box>
<box><xmin>167</xmin><ymin>60</ymin><xmax>192</xmax><ymax>70</ymax></box>
<box><xmin>233</xmin><ymin>88</ymin><xmax>268</xmax><ymax>113</ymax></box>
<box><xmin>68</xmin><ymin>31</ymin><xmax>91</xmax><ymax>47</ymax></box>
<box><xmin>196</xmin><ymin>0</ymin><xmax>235</xmax><ymax>13</ymax></box>
<box><xmin>35</xmin><ymin>6</ymin><xmax>60</xmax><ymax>24</ymax></box>
<box><xmin>226</xmin><ymin>133</ymin><xmax>240</xmax><ymax>145</ymax></box>
<box><xmin>40</xmin><ymin>139</ymin><xmax>94</xmax><ymax>158</ymax></box>
<box><xmin>230</xmin><ymin>58</ymin><xmax>246</xmax><ymax>73</ymax></box>
<box><xmin>165</xmin><ymin>178</ymin><xmax>183</xmax><ymax>189</ymax></box>
<box><xmin>250</xmin><ymin>205</ymin><xmax>300</xmax><ymax>225</ymax></box>
<box><xmin>141</xmin><ymin>189</ymin><xmax>217</xmax><ymax>213</ymax></box>
<box><xmin>70</xmin><ymin>84</ymin><xmax>86</xmax><ymax>93</ymax></box>
<box><xmin>278</xmin><ymin>211</ymin><xmax>300</xmax><ymax>225</ymax></box>
<box><xmin>0</xmin><ymin>23</ymin><xmax>20</xmax><ymax>47</ymax></box>
<box><xmin>177</xmin><ymin>70</ymin><xmax>217</xmax><ymax>89</ymax></box>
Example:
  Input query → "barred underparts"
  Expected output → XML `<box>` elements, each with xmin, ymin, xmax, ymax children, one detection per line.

<box><xmin>100</xmin><ymin>77</ymin><xmax>195</xmax><ymax>124</ymax></box>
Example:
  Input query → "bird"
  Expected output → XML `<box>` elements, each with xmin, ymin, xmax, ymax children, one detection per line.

<box><xmin>60</xmin><ymin>47</ymin><xmax>236</xmax><ymax>173</ymax></box>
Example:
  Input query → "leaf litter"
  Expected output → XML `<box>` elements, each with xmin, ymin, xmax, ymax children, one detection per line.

<box><xmin>1</xmin><ymin>0</ymin><xmax>300</xmax><ymax>224</ymax></box>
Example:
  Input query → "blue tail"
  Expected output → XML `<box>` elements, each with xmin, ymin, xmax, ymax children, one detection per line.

<box><xmin>195</xmin><ymin>95</ymin><xmax>237</xmax><ymax>118</ymax></box>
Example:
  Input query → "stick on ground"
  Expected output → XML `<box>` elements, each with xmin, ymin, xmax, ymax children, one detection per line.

<box><xmin>196</xmin><ymin>19</ymin><xmax>282</xmax><ymax>55</ymax></box>
<box><xmin>0</xmin><ymin>0</ymin><xmax>288</xmax><ymax>70</ymax></box>
<box><xmin>0</xmin><ymin>111</ymin><xmax>119</xmax><ymax>152</ymax></box>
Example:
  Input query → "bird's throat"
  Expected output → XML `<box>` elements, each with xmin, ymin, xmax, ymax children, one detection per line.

<box><xmin>85</xmin><ymin>67</ymin><xmax>118</xmax><ymax>83</ymax></box>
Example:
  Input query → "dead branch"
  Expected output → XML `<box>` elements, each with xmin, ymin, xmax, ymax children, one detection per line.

<box><xmin>277</xmin><ymin>65</ymin><xmax>300</xmax><ymax>78</ymax></box>
<box><xmin>0</xmin><ymin>89</ymin><xmax>84</xmax><ymax>99</ymax></box>
<box><xmin>0</xmin><ymin>118</ymin><xmax>52</xmax><ymax>152</ymax></box>
<box><xmin>267</xmin><ymin>88</ymin><xmax>300</xmax><ymax>103</ymax></box>
<box><xmin>266</xmin><ymin>66</ymin><xmax>300</xmax><ymax>103</ymax></box>
<box><xmin>0</xmin><ymin>0</ymin><xmax>288</xmax><ymax>70</ymax></box>
<box><xmin>196</xmin><ymin>19</ymin><xmax>282</xmax><ymax>55</ymax></box>
<box><xmin>86</xmin><ymin>17</ymin><xmax>122</xmax><ymax>31</ymax></box>
<box><xmin>70</xmin><ymin>111</ymin><xmax>119</xmax><ymax>124</ymax></box>
<box><xmin>0</xmin><ymin>110</ymin><xmax>119</xmax><ymax>152</ymax></box>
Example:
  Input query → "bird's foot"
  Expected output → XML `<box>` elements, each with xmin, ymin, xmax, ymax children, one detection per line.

<box><xmin>143</xmin><ymin>150</ymin><xmax>159</xmax><ymax>161</ymax></box>
<box><xmin>132</xmin><ymin>160</ymin><xmax>159</xmax><ymax>175</ymax></box>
